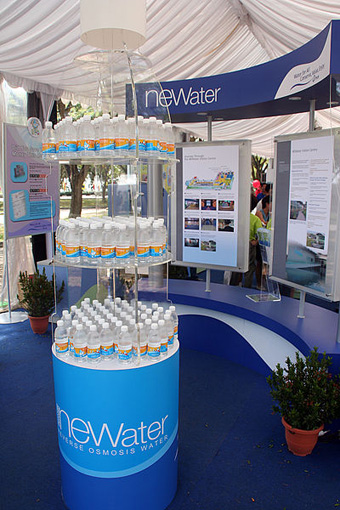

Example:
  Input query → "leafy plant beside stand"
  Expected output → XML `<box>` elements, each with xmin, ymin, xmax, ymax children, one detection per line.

<box><xmin>18</xmin><ymin>268</ymin><xmax>65</xmax><ymax>334</ymax></box>
<box><xmin>267</xmin><ymin>347</ymin><xmax>340</xmax><ymax>456</ymax></box>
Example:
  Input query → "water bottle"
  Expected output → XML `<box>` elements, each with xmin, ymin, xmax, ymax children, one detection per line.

<box><xmin>150</xmin><ymin>221</ymin><xmax>163</xmax><ymax>258</ymax></box>
<box><xmin>146</xmin><ymin>117</ymin><xmax>160</xmax><ymax>158</ymax></box>
<box><xmin>87</xmin><ymin>325</ymin><xmax>101</xmax><ymax>363</ymax></box>
<box><xmin>158</xmin><ymin>218</ymin><xmax>167</xmax><ymax>257</ymax></box>
<box><xmin>87</xmin><ymin>223</ymin><xmax>101</xmax><ymax>265</ymax></box>
<box><xmin>164</xmin><ymin>312</ymin><xmax>174</xmax><ymax>348</ymax></box>
<box><xmin>169</xmin><ymin>305</ymin><xmax>179</xmax><ymax>343</ymax></box>
<box><xmin>159</xmin><ymin>122</ymin><xmax>167</xmax><ymax>157</ymax></box>
<box><xmin>54</xmin><ymin>320</ymin><xmax>68</xmax><ymax>357</ymax></box>
<box><xmin>158</xmin><ymin>319</ymin><xmax>168</xmax><ymax>356</ymax></box>
<box><xmin>116</xmin><ymin>224</ymin><xmax>130</xmax><ymax>264</ymax></box>
<box><xmin>113</xmin><ymin>319</ymin><xmax>122</xmax><ymax>354</ymax></box>
<box><xmin>70</xmin><ymin>305</ymin><xmax>78</xmax><ymax>320</ymax></box>
<box><xmin>62</xmin><ymin>116</ymin><xmax>77</xmax><ymax>159</ymax></box>
<box><xmin>78</xmin><ymin>220</ymin><xmax>89</xmax><ymax>262</ymax></box>
<box><xmin>115</xmin><ymin>114</ymin><xmax>129</xmax><ymax>156</ymax></box>
<box><xmin>77</xmin><ymin>114</ymin><xmax>95</xmax><ymax>157</ymax></box>
<box><xmin>73</xmin><ymin>324</ymin><xmax>87</xmax><ymax>362</ymax></box>
<box><xmin>147</xmin><ymin>323</ymin><xmax>160</xmax><ymax>361</ymax></box>
<box><xmin>133</xmin><ymin>322</ymin><xmax>148</xmax><ymax>358</ymax></box>
<box><xmin>101</xmin><ymin>223</ymin><xmax>115</xmax><ymax>265</ymax></box>
<box><xmin>152</xmin><ymin>303</ymin><xmax>159</xmax><ymax>314</ymax></box>
<box><xmin>42</xmin><ymin>121</ymin><xmax>56</xmax><ymax>159</ymax></box>
<box><xmin>165</xmin><ymin>122</ymin><xmax>175</xmax><ymax>157</ymax></box>
<box><xmin>100</xmin><ymin>322</ymin><xmax>114</xmax><ymax>361</ymax></box>
<box><xmin>68</xmin><ymin>319</ymin><xmax>78</xmax><ymax>357</ymax></box>
<box><xmin>118</xmin><ymin>324</ymin><xmax>132</xmax><ymax>364</ymax></box>
<box><xmin>137</xmin><ymin>223</ymin><xmax>150</xmax><ymax>263</ymax></box>
<box><xmin>99</xmin><ymin>113</ymin><xmax>114</xmax><ymax>157</ymax></box>
<box><xmin>65</xmin><ymin>222</ymin><xmax>80</xmax><ymax>264</ymax></box>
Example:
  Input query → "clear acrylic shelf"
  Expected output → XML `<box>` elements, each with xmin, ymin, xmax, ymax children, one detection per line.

<box><xmin>54</xmin><ymin>251</ymin><xmax>173</xmax><ymax>270</ymax></box>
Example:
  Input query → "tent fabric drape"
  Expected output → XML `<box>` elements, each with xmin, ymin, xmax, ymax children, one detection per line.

<box><xmin>1</xmin><ymin>0</ymin><xmax>340</xmax><ymax>154</ymax></box>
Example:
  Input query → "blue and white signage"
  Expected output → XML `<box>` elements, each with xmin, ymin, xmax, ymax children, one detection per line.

<box><xmin>53</xmin><ymin>350</ymin><xmax>179</xmax><ymax>478</ymax></box>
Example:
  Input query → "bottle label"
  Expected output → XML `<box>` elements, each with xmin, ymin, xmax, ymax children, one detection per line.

<box><xmin>129</xmin><ymin>139</ymin><xmax>136</xmax><ymax>151</ymax></box>
<box><xmin>69</xmin><ymin>340</ymin><xmax>74</xmax><ymax>353</ymax></box>
<box><xmin>56</xmin><ymin>141</ymin><xmax>60</xmax><ymax>153</ymax></box>
<box><xmin>137</xmin><ymin>245</ymin><xmax>150</xmax><ymax>258</ymax></box>
<box><xmin>55</xmin><ymin>239</ymin><xmax>60</xmax><ymax>253</ymax></box>
<box><xmin>115</xmin><ymin>138</ymin><xmax>129</xmax><ymax>150</ymax></box>
<box><xmin>80</xmin><ymin>244</ymin><xmax>88</xmax><ymax>257</ymax></box>
<box><xmin>159</xmin><ymin>141</ymin><xmax>167</xmax><ymax>153</ymax></box>
<box><xmin>148</xmin><ymin>345</ymin><xmax>161</xmax><ymax>358</ymax></box>
<box><xmin>55</xmin><ymin>340</ymin><xmax>68</xmax><ymax>354</ymax></box>
<box><xmin>87</xmin><ymin>345</ymin><xmax>101</xmax><ymax>359</ymax></box>
<box><xmin>168</xmin><ymin>333</ymin><xmax>174</xmax><ymax>345</ymax></box>
<box><xmin>101</xmin><ymin>344</ymin><xmax>114</xmax><ymax>356</ymax></box>
<box><xmin>167</xmin><ymin>143</ymin><xmax>175</xmax><ymax>155</ymax></box>
<box><xmin>146</xmin><ymin>139</ymin><xmax>158</xmax><ymax>152</ymax></box>
<box><xmin>101</xmin><ymin>246</ymin><xmax>116</xmax><ymax>259</ymax></box>
<box><xmin>88</xmin><ymin>246</ymin><xmax>101</xmax><ymax>259</ymax></box>
<box><xmin>113</xmin><ymin>342</ymin><xmax>118</xmax><ymax>353</ymax></box>
<box><xmin>74</xmin><ymin>345</ymin><xmax>87</xmax><ymax>358</ymax></box>
<box><xmin>66</xmin><ymin>245</ymin><xmax>80</xmax><ymax>258</ymax></box>
<box><xmin>99</xmin><ymin>138</ymin><xmax>114</xmax><ymax>151</ymax></box>
<box><xmin>42</xmin><ymin>142</ymin><xmax>56</xmax><ymax>154</ymax></box>
<box><xmin>160</xmin><ymin>338</ymin><xmax>168</xmax><ymax>353</ymax></box>
<box><xmin>116</xmin><ymin>247</ymin><xmax>130</xmax><ymax>259</ymax></box>
<box><xmin>130</xmin><ymin>245</ymin><xmax>134</xmax><ymax>257</ymax></box>
<box><xmin>174</xmin><ymin>325</ymin><xmax>178</xmax><ymax>340</ymax></box>
<box><xmin>150</xmin><ymin>245</ymin><xmax>162</xmax><ymax>257</ymax></box>
<box><xmin>77</xmin><ymin>139</ymin><xmax>95</xmax><ymax>152</ymax></box>
<box><xmin>138</xmin><ymin>139</ymin><xmax>145</xmax><ymax>151</ymax></box>
<box><xmin>118</xmin><ymin>346</ymin><xmax>132</xmax><ymax>360</ymax></box>
<box><xmin>60</xmin><ymin>141</ymin><xmax>77</xmax><ymax>152</ymax></box>
<box><xmin>61</xmin><ymin>242</ymin><xmax>66</xmax><ymax>256</ymax></box>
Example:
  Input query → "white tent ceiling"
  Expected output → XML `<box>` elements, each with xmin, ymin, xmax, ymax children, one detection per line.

<box><xmin>1</xmin><ymin>0</ymin><xmax>340</xmax><ymax>156</ymax></box>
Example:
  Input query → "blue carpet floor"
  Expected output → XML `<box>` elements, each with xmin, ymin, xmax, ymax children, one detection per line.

<box><xmin>1</xmin><ymin>319</ymin><xmax>340</xmax><ymax>509</ymax></box>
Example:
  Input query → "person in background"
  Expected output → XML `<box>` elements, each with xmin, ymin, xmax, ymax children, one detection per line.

<box><xmin>230</xmin><ymin>194</ymin><xmax>262</xmax><ymax>288</ymax></box>
<box><xmin>256</xmin><ymin>182</ymin><xmax>270</xmax><ymax>202</ymax></box>
<box><xmin>256</xmin><ymin>195</ymin><xmax>271</xmax><ymax>227</ymax></box>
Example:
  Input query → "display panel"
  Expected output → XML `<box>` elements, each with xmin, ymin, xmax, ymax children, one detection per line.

<box><xmin>271</xmin><ymin>129</ymin><xmax>340</xmax><ymax>301</ymax></box>
<box><xmin>172</xmin><ymin>141</ymin><xmax>251</xmax><ymax>271</ymax></box>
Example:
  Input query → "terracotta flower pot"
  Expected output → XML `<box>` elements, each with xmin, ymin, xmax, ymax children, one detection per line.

<box><xmin>282</xmin><ymin>417</ymin><xmax>323</xmax><ymax>456</ymax></box>
<box><xmin>28</xmin><ymin>315</ymin><xmax>50</xmax><ymax>334</ymax></box>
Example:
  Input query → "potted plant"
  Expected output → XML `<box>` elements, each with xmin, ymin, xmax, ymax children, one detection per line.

<box><xmin>18</xmin><ymin>268</ymin><xmax>65</xmax><ymax>334</ymax></box>
<box><xmin>267</xmin><ymin>347</ymin><xmax>340</xmax><ymax>456</ymax></box>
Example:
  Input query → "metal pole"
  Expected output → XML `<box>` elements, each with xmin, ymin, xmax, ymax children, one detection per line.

<box><xmin>309</xmin><ymin>99</ymin><xmax>316</xmax><ymax>132</ymax></box>
<box><xmin>4</xmin><ymin>238</ymin><xmax>11</xmax><ymax>320</ymax></box>
<box><xmin>205</xmin><ymin>115</ymin><xmax>213</xmax><ymax>293</ymax></box>
<box><xmin>147</xmin><ymin>160</ymin><xmax>163</xmax><ymax>288</ymax></box>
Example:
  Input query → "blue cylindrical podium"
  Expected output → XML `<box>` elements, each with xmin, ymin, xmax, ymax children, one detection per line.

<box><xmin>52</xmin><ymin>345</ymin><xmax>179</xmax><ymax>510</ymax></box>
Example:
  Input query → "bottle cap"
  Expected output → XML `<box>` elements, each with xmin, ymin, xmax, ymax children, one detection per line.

<box><xmin>76</xmin><ymin>324</ymin><xmax>83</xmax><ymax>330</ymax></box>
<box><xmin>158</xmin><ymin>320</ymin><xmax>165</xmax><ymax>326</ymax></box>
<box><xmin>151</xmin><ymin>323</ymin><xmax>158</xmax><ymax>330</ymax></box>
<box><xmin>103</xmin><ymin>323</ymin><xmax>109</xmax><ymax>329</ymax></box>
<box><xmin>90</xmin><ymin>325</ymin><xmax>97</xmax><ymax>331</ymax></box>
<box><xmin>121</xmin><ymin>325</ymin><xmax>128</xmax><ymax>332</ymax></box>
<box><xmin>116</xmin><ymin>320</ymin><xmax>123</xmax><ymax>327</ymax></box>
<box><xmin>57</xmin><ymin>320</ymin><xmax>63</xmax><ymax>327</ymax></box>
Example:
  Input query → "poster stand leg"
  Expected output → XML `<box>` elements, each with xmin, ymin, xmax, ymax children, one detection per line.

<box><xmin>0</xmin><ymin>238</ymin><xmax>28</xmax><ymax>324</ymax></box>
<box><xmin>297</xmin><ymin>290</ymin><xmax>306</xmax><ymax>319</ymax></box>
<box><xmin>336</xmin><ymin>306</ymin><xmax>340</xmax><ymax>344</ymax></box>
<box><xmin>205</xmin><ymin>268</ymin><xmax>211</xmax><ymax>292</ymax></box>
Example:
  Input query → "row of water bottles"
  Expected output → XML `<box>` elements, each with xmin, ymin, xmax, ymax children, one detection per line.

<box><xmin>42</xmin><ymin>114</ymin><xmax>175</xmax><ymax>160</ymax></box>
<box><xmin>55</xmin><ymin>215</ymin><xmax>168</xmax><ymax>266</ymax></box>
<box><xmin>54</xmin><ymin>297</ymin><xmax>179</xmax><ymax>365</ymax></box>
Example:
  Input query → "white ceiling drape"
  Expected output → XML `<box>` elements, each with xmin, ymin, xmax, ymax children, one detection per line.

<box><xmin>1</xmin><ymin>0</ymin><xmax>340</xmax><ymax>156</ymax></box>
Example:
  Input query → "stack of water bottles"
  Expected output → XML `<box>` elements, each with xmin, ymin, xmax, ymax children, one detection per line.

<box><xmin>54</xmin><ymin>297</ymin><xmax>179</xmax><ymax>365</ymax></box>
<box><xmin>42</xmin><ymin>114</ymin><xmax>175</xmax><ymax>160</ymax></box>
<box><xmin>55</xmin><ymin>215</ymin><xmax>168</xmax><ymax>266</ymax></box>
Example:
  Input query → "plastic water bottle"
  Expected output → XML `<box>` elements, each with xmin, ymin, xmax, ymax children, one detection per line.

<box><xmin>158</xmin><ymin>319</ymin><xmax>168</xmax><ymax>356</ymax></box>
<box><xmin>116</xmin><ymin>224</ymin><xmax>130</xmax><ymax>264</ymax></box>
<box><xmin>169</xmin><ymin>305</ymin><xmax>179</xmax><ymax>343</ymax></box>
<box><xmin>99</xmin><ymin>113</ymin><xmax>114</xmax><ymax>157</ymax></box>
<box><xmin>100</xmin><ymin>322</ymin><xmax>114</xmax><ymax>361</ymax></box>
<box><xmin>165</xmin><ymin>122</ymin><xmax>175</xmax><ymax>157</ymax></box>
<box><xmin>118</xmin><ymin>324</ymin><xmax>132</xmax><ymax>364</ymax></box>
<box><xmin>164</xmin><ymin>312</ymin><xmax>174</xmax><ymax>348</ymax></box>
<box><xmin>73</xmin><ymin>324</ymin><xmax>87</xmax><ymax>362</ymax></box>
<box><xmin>101</xmin><ymin>223</ymin><xmax>115</xmax><ymax>265</ymax></box>
<box><xmin>114</xmin><ymin>319</ymin><xmax>123</xmax><ymax>354</ymax></box>
<box><xmin>42</xmin><ymin>121</ymin><xmax>56</xmax><ymax>159</ymax></box>
<box><xmin>65</xmin><ymin>222</ymin><xmax>80</xmax><ymax>264</ymax></box>
<box><xmin>68</xmin><ymin>319</ymin><xmax>78</xmax><ymax>356</ymax></box>
<box><xmin>61</xmin><ymin>116</ymin><xmax>77</xmax><ymax>158</ymax></box>
<box><xmin>54</xmin><ymin>320</ymin><xmax>69</xmax><ymax>357</ymax></box>
<box><xmin>137</xmin><ymin>223</ymin><xmax>150</xmax><ymax>263</ymax></box>
<box><xmin>77</xmin><ymin>115</ymin><xmax>95</xmax><ymax>157</ymax></box>
<box><xmin>87</xmin><ymin>324</ymin><xmax>101</xmax><ymax>363</ymax></box>
<box><xmin>115</xmin><ymin>114</ymin><xmax>129</xmax><ymax>156</ymax></box>
<box><xmin>150</xmin><ymin>221</ymin><xmax>163</xmax><ymax>258</ymax></box>
<box><xmin>87</xmin><ymin>223</ymin><xmax>101</xmax><ymax>265</ymax></box>
<box><xmin>147</xmin><ymin>323</ymin><xmax>160</xmax><ymax>361</ymax></box>
<box><xmin>159</xmin><ymin>122</ymin><xmax>167</xmax><ymax>156</ymax></box>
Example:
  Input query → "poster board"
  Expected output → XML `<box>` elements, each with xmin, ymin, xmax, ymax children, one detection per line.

<box><xmin>171</xmin><ymin>141</ymin><xmax>251</xmax><ymax>271</ymax></box>
<box><xmin>3</xmin><ymin>121</ymin><xmax>59</xmax><ymax>239</ymax></box>
<box><xmin>271</xmin><ymin>129</ymin><xmax>340</xmax><ymax>301</ymax></box>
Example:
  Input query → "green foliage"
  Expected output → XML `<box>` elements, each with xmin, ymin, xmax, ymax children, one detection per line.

<box><xmin>18</xmin><ymin>268</ymin><xmax>64</xmax><ymax>317</ymax></box>
<box><xmin>251</xmin><ymin>154</ymin><xmax>268</xmax><ymax>182</ymax></box>
<box><xmin>267</xmin><ymin>348</ymin><xmax>340</xmax><ymax>430</ymax></box>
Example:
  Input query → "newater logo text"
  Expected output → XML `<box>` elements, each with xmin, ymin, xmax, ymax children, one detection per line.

<box><xmin>56</xmin><ymin>404</ymin><xmax>169</xmax><ymax>457</ymax></box>
<box><xmin>145</xmin><ymin>86</ymin><xmax>221</xmax><ymax>108</ymax></box>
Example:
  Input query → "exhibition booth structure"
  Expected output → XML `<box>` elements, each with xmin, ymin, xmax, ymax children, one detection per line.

<box><xmin>3</xmin><ymin>8</ymin><xmax>340</xmax><ymax>509</ymax></box>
